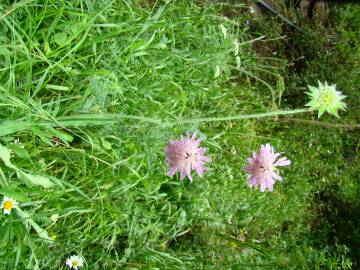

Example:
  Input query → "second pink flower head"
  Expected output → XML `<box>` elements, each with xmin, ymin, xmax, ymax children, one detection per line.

<box><xmin>244</xmin><ymin>144</ymin><xmax>291</xmax><ymax>192</ymax></box>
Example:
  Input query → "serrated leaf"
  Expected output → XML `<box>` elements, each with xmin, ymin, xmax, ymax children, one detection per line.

<box><xmin>18</xmin><ymin>171</ymin><xmax>54</xmax><ymax>188</ymax></box>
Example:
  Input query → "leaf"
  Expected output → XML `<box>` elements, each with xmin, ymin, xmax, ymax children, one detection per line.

<box><xmin>16</xmin><ymin>209</ymin><xmax>53</xmax><ymax>242</ymax></box>
<box><xmin>133</xmin><ymin>51</ymin><xmax>149</xmax><ymax>57</ymax></box>
<box><xmin>215</xmin><ymin>233</ymin><xmax>267</xmax><ymax>255</ymax></box>
<box><xmin>0</xmin><ymin>47</ymin><xmax>10</xmax><ymax>56</ymax></box>
<box><xmin>0</xmin><ymin>143</ymin><xmax>16</xmax><ymax>169</ymax></box>
<box><xmin>129</xmin><ymin>39</ymin><xmax>146</xmax><ymax>50</ymax></box>
<box><xmin>46</xmin><ymin>126</ymin><xmax>73</xmax><ymax>145</ymax></box>
<box><xmin>8</xmin><ymin>144</ymin><xmax>30</xmax><ymax>159</ymax></box>
<box><xmin>136</xmin><ymin>32</ymin><xmax>156</xmax><ymax>51</ymax></box>
<box><xmin>0</xmin><ymin>187</ymin><xmax>30</xmax><ymax>202</ymax></box>
<box><xmin>18</xmin><ymin>171</ymin><xmax>54</xmax><ymax>188</ymax></box>
<box><xmin>214</xmin><ymin>65</ymin><xmax>221</xmax><ymax>78</ymax></box>
<box><xmin>53</xmin><ymin>32</ymin><xmax>68</xmax><ymax>46</ymax></box>
<box><xmin>100</xmin><ymin>137</ymin><xmax>112</xmax><ymax>150</ymax></box>
<box><xmin>67</xmin><ymin>23</ymin><xmax>80</xmax><ymax>34</ymax></box>
<box><xmin>154</xmin><ymin>42</ymin><xmax>167</xmax><ymax>50</ymax></box>
<box><xmin>0</xmin><ymin>144</ymin><xmax>55</xmax><ymax>188</ymax></box>
<box><xmin>277</xmin><ymin>76</ymin><xmax>285</xmax><ymax>107</ymax></box>
<box><xmin>220</xmin><ymin>24</ymin><xmax>227</xmax><ymax>39</ymax></box>
<box><xmin>0</xmin><ymin>121</ymin><xmax>30</xmax><ymax>137</ymax></box>
<box><xmin>30</xmin><ymin>126</ymin><xmax>53</xmax><ymax>146</ymax></box>
<box><xmin>45</xmin><ymin>84</ymin><xmax>70</xmax><ymax>91</ymax></box>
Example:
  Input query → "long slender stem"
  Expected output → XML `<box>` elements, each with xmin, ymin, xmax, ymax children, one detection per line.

<box><xmin>53</xmin><ymin>113</ymin><xmax>163</xmax><ymax>126</ymax></box>
<box><xmin>50</xmin><ymin>108</ymin><xmax>312</xmax><ymax>127</ymax></box>
<box><xmin>1</xmin><ymin>108</ymin><xmax>313</xmax><ymax>137</ymax></box>
<box><xmin>174</xmin><ymin>108</ymin><xmax>312</xmax><ymax>125</ymax></box>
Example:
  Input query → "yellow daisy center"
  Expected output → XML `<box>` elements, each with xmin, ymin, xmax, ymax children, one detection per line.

<box><xmin>3</xmin><ymin>200</ymin><xmax>13</xmax><ymax>210</ymax></box>
<box><xmin>72</xmin><ymin>261</ymin><xmax>79</xmax><ymax>266</ymax></box>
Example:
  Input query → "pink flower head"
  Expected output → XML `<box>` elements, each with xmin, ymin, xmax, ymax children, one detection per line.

<box><xmin>165</xmin><ymin>132</ymin><xmax>210</xmax><ymax>181</ymax></box>
<box><xmin>244</xmin><ymin>144</ymin><xmax>291</xmax><ymax>192</ymax></box>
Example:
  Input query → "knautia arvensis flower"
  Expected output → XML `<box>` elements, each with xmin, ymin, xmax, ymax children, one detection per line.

<box><xmin>244</xmin><ymin>144</ymin><xmax>291</xmax><ymax>192</ymax></box>
<box><xmin>165</xmin><ymin>132</ymin><xmax>210</xmax><ymax>181</ymax></box>
<box><xmin>0</xmin><ymin>196</ymin><xmax>18</xmax><ymax>215</ymax></box>
<box><xmin>306</xmin><ymin>81</ymin><xmax>346</xmax><ymax>118</ymax></box>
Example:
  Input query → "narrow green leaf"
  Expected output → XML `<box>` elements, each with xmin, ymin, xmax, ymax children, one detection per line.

<box><xmin>30</xmin><ymin>126</ymin><xmax>53</xmax><ymax>146</ymax></box>
<box><xmin>45</xmin><ymin>84</ymin><xmax>70</xmax><ymax>91</ymax></box>
<box><xmin>46</xmin><ymin>126</ymin><xmax>73</xmax><ymax>144</ymax></box>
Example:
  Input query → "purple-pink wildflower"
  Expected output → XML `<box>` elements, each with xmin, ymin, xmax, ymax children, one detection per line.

<box><xmin>244</xmin><ymin>144</ymin><xmax>291</xmax><ymax>192</ymax></box>
<box><xmin>165</xmin><ymin>132</ymin><xmax>210</xmax><ymax>181</ymax></box>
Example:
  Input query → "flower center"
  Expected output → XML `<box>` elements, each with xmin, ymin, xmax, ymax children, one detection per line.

<box><xmin>72</xmin><ymin>261</ymin><xmax>79</xmax><ymax>267</ymax></box>
<box><xmin>3</xmin><ymin>200</ymin><xmax>13</xmax><ymax>210</ymax></box>
<box><xmin>318</xmin><ymin>89</ymin><xmax>335</xmax><ymax>107</ymax></box>
<box><xmin>260</xmin><ymin>165</ymin><xmax>273</xmax><ymax>176</ymax></box>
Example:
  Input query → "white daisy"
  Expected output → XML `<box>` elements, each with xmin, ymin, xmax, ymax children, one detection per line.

<box><xmin>66</xmin><ymin>255</ymin><xmax>84</xmax><ymax>270</ymax></box>
<box><xmin>0</xmin><ymin>196</ymin><xmax>18</xmax><ymax>215</ymax></box>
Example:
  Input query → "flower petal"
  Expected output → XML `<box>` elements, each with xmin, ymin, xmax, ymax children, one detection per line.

<box><xmin>260</xmin><ymin>179</ymin><xmax>267</xmax><ymax>192</ymax></box>
<box><xmin>271</xmin><ymin>171</ymin><xmax>283</xmax><ymax>181</ymax></box>
<box><xmin>248</xmin><ymin>176</ymin><xmax>258</xmax><ymax>187</ymax></box>
<box><xmin>274</xmin><ymin>157</ymin><xmax>291</xmax><ymax>166</ymax></box>
<box><xmin>194</xmin><ymin>164</ymin><xmax>204</xmax><ymax>176</ymax></box>
<box><xmin>167</xmin><ymin>166</ymin><xmax>178</xmax><ymax>177</ymax></box>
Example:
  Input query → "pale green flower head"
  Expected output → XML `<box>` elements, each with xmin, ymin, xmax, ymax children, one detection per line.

<box><xmin>306</xmin><ymin>81</ymin><xmax>346</xmax><ymax>118</ymax></box>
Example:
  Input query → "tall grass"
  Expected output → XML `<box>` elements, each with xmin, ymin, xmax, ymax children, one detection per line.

<box><xmin>0</xmin><ymin>1</ymin><xmax>358</xmax><ymax>269</ymax></box>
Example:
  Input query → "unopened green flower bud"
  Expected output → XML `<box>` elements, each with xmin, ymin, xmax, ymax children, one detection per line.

<box><xmin>306</xmin><ymin>81</ymin><xmax>346</xmax><ymax>118</ymax></box>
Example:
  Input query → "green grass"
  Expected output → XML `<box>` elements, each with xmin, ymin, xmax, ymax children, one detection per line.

<box><xmin>0</xmin><ymin>1</ymin><xmax>359</xmax><ymax>269</ymax></box>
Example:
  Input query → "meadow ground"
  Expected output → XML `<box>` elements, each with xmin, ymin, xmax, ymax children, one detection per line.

<box><xmin>0</xmin><ymin>1</ymin><xmax>359</xmax><ymax>269</ymax></box>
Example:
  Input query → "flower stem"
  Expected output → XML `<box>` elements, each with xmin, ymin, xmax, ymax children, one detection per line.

<box><xmin>174</xmin><ymin>108</ymin><xmax>312</xmax><ymax>125</ymax></box>
<box><xmin>52</xmin><ymin>108</ymin><xmax>312</xmax><ymax>127</ymax></box>
<box><xmin>1</xmin><ymin>108</ymin><xmax>313</xmax><ymax>137</ymax></box>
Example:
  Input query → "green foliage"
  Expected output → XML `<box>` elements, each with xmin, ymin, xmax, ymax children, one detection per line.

<box><xmin>0</xmin><ymin>0</ymin><xmax>359</xmax><ymax>269</ymax></box>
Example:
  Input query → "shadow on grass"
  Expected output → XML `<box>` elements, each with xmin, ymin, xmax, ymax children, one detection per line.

<box><xmin>311</xmin><ymin>186</ymin><xmax>360</xmax><ymax>267</ymax></box>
